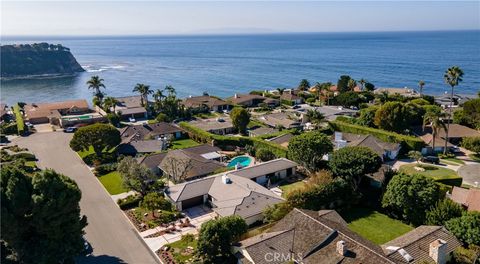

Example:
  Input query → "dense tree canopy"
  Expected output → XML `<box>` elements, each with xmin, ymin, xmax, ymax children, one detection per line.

<box><xmin>425</xmin><ymin>198</ymin><xmax>464</xmax><ymax>226</ymax></box>
<box><xmin>230</xmin><ymin>107</ymin><xmax>250</xmax><ymax>135</ymax></box>
<box><xmin>196</xmin><ymin>216</ymin><xmax>248</xmax><ymax>263</ymax></box>
<box><xmin>329</xmin><ymin>146</ymin><xmax>382</xmax><ymax>190</ymax></box>
<box><xmin>140</xmin><ymin>192</ymin><xmax>171</xmax><ymax>217</ymax></box>
<box><xmin>1</xmin><ymin>166</ymin><xmax>87</xmax><ymax>264</ymax></box>
<box><xmin>382</xmin><ymin>173</ymin><xmax>440</xmax><ymax>225</ymax></box>
<box><xmin>374</xmin><ymin>102</ymin><xmax>411</xmax><ymax>133</ymax></box>
<box><xmin>357</xmin><ymin>105</ymin><xmax>378</xmax><ymax>127</ymax></box>
<box><xmin>337</xmin><ymin>75</ymin><xmax>352</xmax><ymax>93</ymax></box>
<box><xmin>287</xmin><ymin>131</ymin><xmax>333</xmax><ymax>172</ymax></box>
<box><xmin>69</xmin><ymin>123</ymin><xmax>121</xmax><ymax>156</ymax></box>
<box><xmin>445</xmin><ymin>211</ymin><xmax>480</xmax><ymax>245</ymax></box>
<box><xmin>462</xmin><ymin>137</ymin><xmax>480</xmax><ymax>154</ymax></box>
<box><xmin>255</xmin><ymin>148</ymin><xmax>276</xmax><ymax>162</ymax></box>
<box><xmin>335</xmin><ymin>91</ymin><xmax>362</xmax><ymax>107</ymax></box>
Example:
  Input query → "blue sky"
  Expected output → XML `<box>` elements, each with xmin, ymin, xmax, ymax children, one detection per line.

<box><xmin>2</xmin><ymin>1</ymin><xmax>479</xmax><ymax>36</ymax></box>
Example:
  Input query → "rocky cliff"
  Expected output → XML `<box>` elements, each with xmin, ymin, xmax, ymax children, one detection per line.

<box><xmin>1</xmin><ymin>43</ymin><xmax>85</xmax><ymax>78</ymax></box>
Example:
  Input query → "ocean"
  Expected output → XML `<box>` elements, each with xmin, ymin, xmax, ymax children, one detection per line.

<box><xmin>1</xmin><ymin>30</ymin><xmax>479</xmax><ymax>105</ymax></box>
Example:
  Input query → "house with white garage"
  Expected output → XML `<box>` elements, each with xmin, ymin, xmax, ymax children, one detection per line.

<box><xmin>164</xmin><ymin>158</ymin><xmax>297</xmax><ymax>225</ymax></box>
<box><xmin>165</xmin><ymin>174</ymin><xmax>283</xmax><ymax>225</ymax></box>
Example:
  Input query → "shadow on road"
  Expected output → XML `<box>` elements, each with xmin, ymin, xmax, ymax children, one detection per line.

<box><xmin>76</xmin><ymin>255</ymin><xmax>127</xmax><ymax>264</ymax></box>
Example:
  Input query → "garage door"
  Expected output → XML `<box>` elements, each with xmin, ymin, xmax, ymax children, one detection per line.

<box><xmin>182</xmin><ymin>196</ymin><xmax>203</xmax><ymax>209</ymax></box>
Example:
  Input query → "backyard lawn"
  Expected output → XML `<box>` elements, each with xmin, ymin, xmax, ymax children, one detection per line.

<box><xmin>170</xmin><ymin>139</ymin><xmax>200</xmax><ymax>150</ymax></box>
<box><xmin>98</xmin><ymin>171</ymin><xmax>127</xmax><ymax>195</ymax></box>
<box><xmin>279</xmin><ymin>181</ymin><xmax>306</xmax><ymax>197</ymax></box>
<box><xmin>441</xmin><ymin>158</ymin><xmax>465</xmax><ymax>165</ymax></box>
<box><xmin>341</xmin><ymin>207</ymin><xmax>413</xmax><ymax>245</ymax></box>
<box><xmin>399</xmin><ymin>164</ymin><xmax>458</xmax><ymax>180</ymax></box>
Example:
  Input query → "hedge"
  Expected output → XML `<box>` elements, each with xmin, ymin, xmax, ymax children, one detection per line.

<box><xmin>329</xmin><ymin>120</ymin><xmax>425</xmax><ymax>151</ymax></box>
<box><xmin>179</xmin><ymin>121</ymin><xmax>287</xmax><ymax>158</ymax></box>
<box><xmin>117</xmin><ymin>194</ymin><xmax>142</xmax><ymax>210</ymax></box>
<box><xmin>0</xmin><ymin>123</ymin><xmax>18</xmax><ymax>135</ymax></box>
<box><xmin>281</xmin><ymin>99</ymin><xmax>294</xmax><ymax>106</ymax></box>
<box><xmin>433</xmin><ymin>177</ymin><xmax>463</xmax><ymax>187</ymax></box>
<box><xmin>13</xmin><ymin>104</ymin><xmax>25</xmax><ymax>135</ymax></box>
<box><xmin>12</xmin><ymin>152</ymin><xmax>36</xmax><ymax>161</ymax></box>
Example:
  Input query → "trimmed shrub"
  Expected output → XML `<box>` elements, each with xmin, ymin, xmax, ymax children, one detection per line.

<box><xmin>117</xmin><ymin>194</ymin><xmax>142</xmax><ymax>210</ymax></box>
<box><xmin>12</xmin><ymin>152</ymin><xmax>36</xmax><ymax>161</ymax></box>
<box><xmin>329</xmin><ymin>120</ymin><xmax>424</xmax><ymax>151</ymax></box>
<box><xmin>94</xmin><ymin>163</ymin><xmax>117</xmax><ymax>176</ymax></box>
<box><xmin>13</xmin><ymin>104</ymin><xmax>25</xmax><ymax>135</ymax></box>
<box><xmin>281</xmin><ymin>99</ymin><xmax>294</xmax><ymax>106</ymax></box>
<box><xmin>0</xmin><ymin>122</ymin><xmax>18</xmax><ymax>135</ymax></box>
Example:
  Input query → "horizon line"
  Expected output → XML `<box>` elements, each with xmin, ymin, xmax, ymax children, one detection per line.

<box><xmin>2</xmin><ymin>28</ymin><xmax>479</xmax><ymax>39</ymax></box>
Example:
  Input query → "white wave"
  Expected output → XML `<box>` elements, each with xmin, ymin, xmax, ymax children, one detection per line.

<box><xmin>82</xmin><ymin>64</ymin><xmax>127</xmax><ymax>73</ymax></box>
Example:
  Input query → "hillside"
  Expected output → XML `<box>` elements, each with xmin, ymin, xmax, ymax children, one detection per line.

<box><xmin>1</xmin><ymin>43</ymin><xmax>85</xmax><ymax>78</ymax></box>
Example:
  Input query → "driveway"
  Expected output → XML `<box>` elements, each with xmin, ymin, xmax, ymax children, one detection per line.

<box><xmin>13</xmin><ymin>132</ymin><xmax>159</xmax><ymax>264</ymax></box>
<box><xmin>458</xmin><ymin>164</ymin><xmax>480</xmax><ymax>187</ymax></box>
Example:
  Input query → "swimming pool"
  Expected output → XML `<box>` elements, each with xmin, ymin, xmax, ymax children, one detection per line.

<box><xmin>227</xmin><ymin>156</ymin><xmax>252</xmax><ymax>168</ymax></box>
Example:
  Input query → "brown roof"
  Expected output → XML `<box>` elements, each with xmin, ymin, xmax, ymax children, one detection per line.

<box><xmin>450</xmin><ymin>187</ymin><xmax>480</xmax><ymax>212</ymax></box>
<box><xmin>119</xmin><ymin>122</ymin><xmax>183</xmax><ymax>143</ymax></box>
<box><xmin>227</xmin><ymin>94</ymin><xmax>266</xmax><ymax>105</ymax></box>
<box><xmin>137</xmin><ymin>153</ymin><xmax>168</xmax><ymax>171</ymax></box>
<box><xmin>24</xmin><ymin>99</ymin><xmax>89</xmax><ymax>119</ymax></box>
<box><xmin>159</xmin><ymin>148</ymin><xmax>224</xmax><ymax>180</ymax></box>
<box><xmin>183</xmin><ymin>95</ymin><xmax>229</xmax><ymax>109</ymax></box>
<box><xmin>259</xmin><ymin>112</ymin><xmax>302</xmax><ymax>129</ymax></box>
<box><xmin>339</xmin><ymin>133</ymin><xmax>401</xmax><ymax>157</ymax></box>
<box><xmin>280</xmin><ymin>93</ymin><xmax>302</xmax><ymax>101</ymax></box>
<box><xmin>382</xmin><ymin>226</ymin><xmax>461</xmax><ymax>263</ymax></box>
<box><xmin>115</xmin><ymin>96</ymin><xmax>144</xmax><ymax>108</ymax></box>
<box><xmin>419</xmin><ymin>134</ymin><xmax>454</xmax><ymax>147</ymax></box>
<box><xmin>268</xmin><ymin>133</ymin><xmax>294</xmax><ymax>147</ymax></box>
<box><xmin>239</xmin><ymin>208</ymin><xmax>394</xmax><ymax>264</ymax></box>
<box><xmin>413</xmin><ymin>124</ymin><xmax>480</xmax><ymax>139</ymax></box>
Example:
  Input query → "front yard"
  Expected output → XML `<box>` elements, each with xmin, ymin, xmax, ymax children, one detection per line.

<box><xmin>399</xmin><ymin>164</ymin><xmax>458</xmax><ymax>179</ymax></box>
<box><xmin>160</xmin><ymin>234</ymin><xmax>197</xmax><ymax>264</ymax></box>
<box><xmin>341</xmin><ymin>207</ymin><xmax>413</xmax><ymax>245</ymax></box>
<box><xmin>98</xmin><ymin>171</ymin><xmax>128</xmax><ymax>195</ymax></box>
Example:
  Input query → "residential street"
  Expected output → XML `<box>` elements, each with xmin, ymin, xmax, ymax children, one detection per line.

<box><xmin>13</xmin><ymin>132</ymin><xmax>159</xmax><ymax>264</ymax></box>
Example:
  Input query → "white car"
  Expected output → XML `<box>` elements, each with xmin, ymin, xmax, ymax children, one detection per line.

<box><xmin>129</xmin><ymin>117</ymin><xmax>136</xmax><ymax>122</ymax></box>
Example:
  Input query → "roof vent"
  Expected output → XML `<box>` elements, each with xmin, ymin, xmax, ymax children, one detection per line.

<box><xmin>386</xmin><ymin>246</ymin><xmax>414</xmax><ymax>263</ymax></box>
<box><xmin>336</xmin><ymin>240</ymin><xmax>347</xmax><ymax>256</ymax></box>
<box><xmin>222</xmin><ymin>174</ymin><xmax>231</xmax><ymax>184</ymax></box>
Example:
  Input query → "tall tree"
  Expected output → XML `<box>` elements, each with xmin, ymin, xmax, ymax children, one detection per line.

<box><xmin>374</xmin><ymin>101</ymin><xmax>410</xmax><ymax>133</ymax></box>
<box><xmin>133</xmin><ymin>83</ymin><xmax>153</xmax><ymax>107</ymax></box>
<box><xmin>103</xmin><ymin>96</ymin><xmax>118</xmax><ymax>113</ymax></box>
<box><xmin>140</xmin><ymin>192</ymin><xmax>171</xmax><ymax>217</ymax></box>
<box><xmin>230</xmin><ymin>107</ymin><xmax>250</xmax><ymax>135</ymax></box>
<box><xmin>86</xmin><ymin>75</ymin><xmax>106</xmax><ymax>103</ymax></box>
<box><xmin>445</xmin><ymin>211</ymin><xmax>480</xmax><ymax>245</ymax></box>
<box><xmin>347</xmin><ymin>79</ymin><xmax>357</xmax><ymax>91</ymax></box>
<box><xmin>69</xmin><ymin>123</ymin><xmax>121</xmax><ymax>157</ymax></box>
<box><xmin>276</xmin><ymin>87</ymin><xmax>286</xmax><ymax>95</ymax></box>
<box><xmin>423</xmin><ymin>108</ymin><xmax>447</xmax><ymax>153</ymax></box>
<box><xmin>443</xmin><ymin>66</ymin><xmax>464</xmax><ymax>154</ymax></box>
<box><xmin>337</xmin><ymin>75</ymin><xmax>352</xmax><ymax>93</ymax></box>
<box><xmin>418</xmin><ymin>80</ymin><xmax>425</xmax><ymax>96</ymax></box>
<box><xmin>426</xmin><ymin>198</ymin><xmax>464</xmax><ymax>226</ymax></box>
<box><xmin>117</xmin><ymin>156</ymin><xmax>159</xmax><ymax>196</ymax></box>
<box><xmin>164</xmin><ymin>85</ymin><xmax>176</xmax><ymax>97</ymax></box>
<box><xmin>298</xmin><ymin>79</ymin><xmax>310</xmax><ymax>91</ymax></box>
<box><xmin>287</xmin><ymin>131</ymin><xmax>333</xmax><ymax>172</ymax></box>
<box><xmin>358</xmin><ymin>78</ymin><xmax>367</xmax><ymax>91</ymax></box>
<box><xmin>1</xmin><ymin>166</ymin><xmax>87</xmax><ymax>264</ymax></box>
<box><xmin>329</xmin><ymin>146</ymin><xmax>382</xmax><ymax>191</ymax></box>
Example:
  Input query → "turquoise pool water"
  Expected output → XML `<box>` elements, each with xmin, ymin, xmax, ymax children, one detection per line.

<box><xmin>228</xmin><ymin>156</ymin><xmax>252</xmax><ymax>168</ymax></box>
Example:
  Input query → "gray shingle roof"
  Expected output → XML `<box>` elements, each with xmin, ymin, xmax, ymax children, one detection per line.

<box><xmin>228</xmin><ymin>158</ymin><xmax>297</xmax><ymax>179</ymax></box>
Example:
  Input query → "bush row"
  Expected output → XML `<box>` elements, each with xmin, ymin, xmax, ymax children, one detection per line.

<box><xmin>117</xmin><ymin>194</ymin><xmax>142</xmax><ymax>210</ymax></box>
<box><xmin>13</xmin><ymin>104</ymin><xmax>25</xmax><ymax>135</ymax></box>
<box><xmin>179</xmin><ymin>121</ymin><xmax>287</xmax><ymax>158</ymax></box>
<box><xmin>433</xmin><ymin>177</ymin><xmax>463</xmax><ymax>187</ymax></box>
<box><xmin>329</xmin><ymin>120</ymin><xmax>425</xmax><ymax>151</ymax></box>
<box><xmin>94</xmin><ymin>163</ymin><xmax>118</xmax><ymax>176</ymax></box>
<box><xmin>0</xmin><ymin>122</ymin><xmax>18</xmax><ymax>135</ymax></box>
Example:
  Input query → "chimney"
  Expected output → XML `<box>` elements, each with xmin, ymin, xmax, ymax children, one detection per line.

<box><xmin>429</xmin><ymin>239</ymin><xmax>447</xmax><ymax>264</ymax></box>
<box><xmin>234</xmin><ymin>93</ymin><xmax>238</xmax><ymax>99</ymax></box>
<box><xmin>222</xmin><ymin>174</ymin><xmax>231</xmax><ymax>184</ymax></box>
<box><xmin>336</xmin><ymin>240</ymin><xmax>347</xmax><ymax>256</ymax></box>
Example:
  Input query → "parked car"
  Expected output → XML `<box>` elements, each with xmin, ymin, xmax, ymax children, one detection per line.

<box><xmin>421</xmin><ymin>156</ymin><xmax>440</xmax><ymax>164</ymax></box>
<box><xmin>292</xmin><ymin>105</ymin><xmax>301</xmax><ymax>109</ymax></box>
<box><xmin>129</xmin><ymin>117</ymin><xmax>136</xmax><ymax>122</ymax></box>
<box><xmin>63</xmin><ymin>127</ymin><xmax>77</xmax><ymax>133</ymax></box>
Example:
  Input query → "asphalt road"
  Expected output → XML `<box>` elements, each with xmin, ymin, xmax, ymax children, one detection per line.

<box><xmin>14</xmin><ymin>132</ymin><xmax>159</xmax><ymax>264</ymax></box>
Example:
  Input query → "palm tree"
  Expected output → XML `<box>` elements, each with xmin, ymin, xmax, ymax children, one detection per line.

<box><xmin>153</xmin><ymin>89</ymin><xmax>165</xmax><ymax>102</ymax></box>
<box><xmin>276</xmin><ymin>87</ymin><xmax>286</xmax><ymax>95</ymax></box>
<box><xmin>347</xmin><ymin>79</ymin><xmax>357</xmax><ymax>91</ymax></box>
<box><xmin>133</xmin><ymin>83</ymin><xmax>152</xmax><ymax>106</ymax></box>
<box><xmin>443</xmin><ymin>66</ymin><xmax>464</xmax><ymax>154</ymax></box>
<box><xmin>103</xmin><ymin>97</ymin><xmax>119</xmax><ymax>113</ymax></box>
<box><xmin>298</xmin><ymin>79</ymin><xmax>310</xmax><ymax>91</ymax></box>
<box><xmin>305</xmin><ymin>109</ymin><xmax>326</xmax><ymax>128</ymax></box>
<box><xmin>358</xmin><ymin>78</ymin><xmax>367</xmax><ymax>91</ymax></box>
<box><xmin>318</xmin><ymin>82</ymin><xmax>333</xmax><ymax>105</ymax></box>
<box><xmin>164</xmin><ymin>85</ymin><xmax>176</xmax><ymax>97</ymax></box>
<box><xmin>423</xmin><ymin>110</ymin><xmax>447</xmax><ymax>154</ymax></box>
<box><xmin>418</xmin><ymin>80</ymin><xmax>425</xmax><ymax>96</ymax></box>
<box><xmin>86</xmin><ymin>75</ymin><xmax>106</xmax><ymax>98</ymax></box>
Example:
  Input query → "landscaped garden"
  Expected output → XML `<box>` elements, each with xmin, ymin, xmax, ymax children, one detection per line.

<box><xmin>169</xmin><ymin>138</ymin><xmax>200</xmax><ymax>150</ymax></box>
<box><xmin>399</xmin><ymin>164</ymin><xmax>459</xmax><ymax>180</ymax></box>
<box><xmin>279</xmin><ymin>180</ymin><xmax>306</xmax><ymax>197</ymax></box>
<box><xmin>341</xmin><ymin>207</ymin><xmax>413</xmax><ymax>244</ymax></box>
<box><xmin>159</xmin><ymin>234</ymin><xmax>198</xmax><ymax>264</ymax></box>
<box><xmin>98</xmin><ymin>171</ymin><xmax>127</xmax><ymax>195</ymax></box>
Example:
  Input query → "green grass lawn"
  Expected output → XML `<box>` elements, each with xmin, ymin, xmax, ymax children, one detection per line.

<box><xmin>247</xmin><ymin>119</ymin><xmax>266</xmax><ymax>129</ymax></box>
<box><xmin>98</xmin><ymin>171</ymin><xmax>128</xmax><ymax>195</ymax></box>
<box><xmin>165</xmin><ymin>235</ymin><xmax>197</xmax><ymax>263</ymax></box>
<box><xmin>279</xmin><ymin>181</ymin><xmax>306</xmax><ymax>197</ymax></box>
<box><xmin>399</xmin><ymin>164</ymin><xmax>458</xmax><ymax>180</ymax></box>
<box><xmin>341</xmin><ymin>207</ymin><xmax>413</xmax><ymax>245</ymax></box>
<box><xmin>25</xmin><ymin>161</ymin><xmax>36</xmax><ymax>168</ymax></box>
<box><xmin>77</xmin><ymin>146</ymin><xmax>116</xmax><ymax>159</ymax></box>
<box><xmin>170</xmin><ymin>139</ymin><xmax>200</xmax><ymax>150</ymax></box>
<box><xmin>441</xmin><ymin>158</ymin><xmax>465</xmax><ymax>165</ymax></box>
